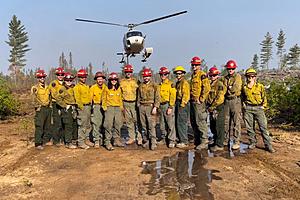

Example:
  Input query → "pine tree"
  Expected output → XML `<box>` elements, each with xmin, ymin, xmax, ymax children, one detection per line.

<box><xmin>69</xmin><ymin>52</ymin><xmax>73</xmax><ymax>69</ymax></box>
<box><xmin>287</xmin><ymin>44</ymin><xmax>300</xmax><ymax>69</ymax></box>
<box><xmin>6</xmin><ymin>15</ymin><xmax>30</xmax><ymax>86</ymax></box>
<box><xmin>250</xmin><ymin>54</ymin><xmax>259</xmax><ymax>70</ymax></box>
<box><xmin>260</xmin><ymin>32</ymin><xmax>274</xmax><ymax>70</ymax></box>
<box><xmin>201</xmin><ymin>59</ymin><xmax>208</xmax><ymax>72</ymax></box>
<box><xmin>276</xmin><ymin>29</ymin><xmax>286</xmax><ymax>69</ymax></box>
<box><xmin>280</xmin><ymin>54</ymin><xmax>288</xmax><ymax>70</ymax></box>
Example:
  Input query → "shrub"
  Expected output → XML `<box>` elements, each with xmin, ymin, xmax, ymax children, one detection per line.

<box><xmin>265</xmin><ymin>78</ymin><xmax>300</xmax><ymax>125</ymax></box>
<box><xmin>0</xmin><ymin>78</ymin><xmax>19</xmax><ymax>119</ymax></box>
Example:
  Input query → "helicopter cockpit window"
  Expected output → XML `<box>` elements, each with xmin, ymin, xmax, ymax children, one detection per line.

<box><xmin>127</xmin><ymin>31</ymin><xmax>143</xmax><ymax>37</ymax></box>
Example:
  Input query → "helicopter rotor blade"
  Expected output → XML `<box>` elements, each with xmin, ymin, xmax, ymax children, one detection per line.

<box><xmin>75</xmin><ymin>18</ymin><xmax>128</xmax><ymax>27</ymax></box>
<box><xmin>134</xmin><ymin>10</ymin><xmax>187</xmax><ymax>27</ymax></box>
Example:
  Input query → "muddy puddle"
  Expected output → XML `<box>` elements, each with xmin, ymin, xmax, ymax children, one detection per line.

<box><xmin>141</xmin><ymin>150</ymin><xmax>222</xmax><ymax>199</ymax></box>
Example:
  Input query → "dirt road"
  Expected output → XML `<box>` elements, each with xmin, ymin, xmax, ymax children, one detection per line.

<box><xmin>0</xmin><ymin>117</ymin><xmax>299</xmax><ymax>200</ymax></box>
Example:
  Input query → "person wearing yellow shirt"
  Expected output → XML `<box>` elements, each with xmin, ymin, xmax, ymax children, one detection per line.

<box><xmin>102</xmin><ymin>72</ymin><xmax>124</xmax><ymax>151</ymax></box>
<box><xmin>223</xmin><ymin>60</ymin><xmax>243</xmax><ymax>150</ymax></box>
<box><xmin>73</xmin><ymin>69</ymin><xmax>92</xmax><ymax>149</ymax></box>
<box><xmin>120</xmin><ymin>64</ymin><xmax>141</xmax><ymax>145</ymax></box>
<box><xmin>190</xmin><ymin>56</ymin><xmax>211</xmax><ymax>150</ymax></box>
<box><xmin>242</xmin><ymin>68</ymin><xmax>275</xmax><ymax>153</ymax></box>
<box><xmin>31</xmin><ymin>70</ymin><xmax>51</xmax><ymax>150</ymax></box>
<box><xmin>90</xmin><ymin>71</ymin><xmax>107</xmax><ymax>148</ymax></box>
<box><xmin>206</xmin><ymin>67</ymin><xmax>226</xmax><ymax>152</ymax></box>
<box><xmin>173</xmin><ymin>66</ymin><xmax>190</xmax><ymax>148</ymax></box>
<box><xmin>137</xmin><ymin>68</ymin><xmax>160</xmax><ymax>151</ymax></box>
<box><xmin>56</xmin><ymin>72</ymin><xmax>77</xmax><ymax>149</ymax></box>
<box><xmin>48</xmin><ymin>67</ymin><xmax>65</xmax><ymax>146</ymax></box>
<box><xmin>158</xmin><ymin>67</ymin><xmax>176</xmax><ymax>148</ymax></box>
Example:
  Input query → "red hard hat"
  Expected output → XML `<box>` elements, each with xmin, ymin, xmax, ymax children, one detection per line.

<box><xmin>77</xmin><ymin>69</ymin><xmax>88</xmax><ymax>78</ymax></box>
<box><xmin>64</xmin><ymin>72</ymin><xmax>75</xmax><ymax>81</ymax></box>
<box><xmin>142</xmin><ymin>68</ymin><xmax>152</xmax><ymax>77</ymax></box>
<box><xmin>36</xmin><ymin>69</ymin><xmax>47</xmax><ymax>78</ymax></box>
<box><xmin>108</xmin><ymin>72</ymin><xmax>119</xmax><ymax>80</ymax></box>
<box><xmin>208</xmin><ymin>67</ymin><xmax>220</xmax><ymax>76</ymax></box>
<box><xmin>55</xmin><ymin>67</ymin><xmax>65</xmax><ymax>75</ymax></box>
<box><xmin>225</xmin><ymin>60</ymin><xmax>237</xmax><ymax>69</ymax></box>
<box><xmin>159</xmin><ymin>67</ymin><xmax>170</xmax><ymax>75</ymax></box>
<box><xmin>123</xmin><ymin>64</ymin><xmax>133</xmax><ymax>73</ymax></box>
<box><xmin>191</xmin><ymin>56</ymin><xmax>202</xmax><ymax>65</ymax></box>
<box><xmin>94</xmin><ymin>71</ymin><xmax>106</xmax><ymax>80</ymax></box>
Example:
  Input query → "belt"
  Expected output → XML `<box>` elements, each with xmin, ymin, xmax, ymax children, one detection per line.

<box><xmin>123</xmin><ymin>100</ymin><xmax>136</xmax><ymax>103</ymax></box>
<box><xmin>160</xmin><ymin>102</ymin><xmax>169</xmax><ymax>105</ymax></box>
<box><xmin>83</xmin><ymin>103</ymin><xmax>91</xmax><ymax>106</ymax></box>
<box><xmin>226</xmin><ymin>96</ymin><xmax>238</xmax><ymax>100</ymax></box>
<box><xmin>140</xmin><ymin>103</ymin><xmax>153</xmax><ymax>106</ymax></box>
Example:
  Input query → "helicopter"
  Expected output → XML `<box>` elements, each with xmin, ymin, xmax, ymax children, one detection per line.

<box><xmin>75</xmin><ymin>10</ymin><xmax>187</xmax><ymax>63</ymax></box>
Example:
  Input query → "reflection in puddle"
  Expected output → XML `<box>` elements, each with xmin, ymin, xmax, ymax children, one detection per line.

<box><xmin>141</xmin><ymin>150</ymin><xmax>222</xmax><ymax>199</ymax></box>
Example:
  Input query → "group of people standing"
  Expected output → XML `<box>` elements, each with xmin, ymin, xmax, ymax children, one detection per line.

<box><xmin>31</xmin><ymin>56</ymin><xmax>275</xmax><ymax>153</ymax></box>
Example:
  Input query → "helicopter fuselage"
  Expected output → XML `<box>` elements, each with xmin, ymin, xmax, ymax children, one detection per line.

<box><xmin>123</xmin><ymin>30</ymin><xmax>145</xmax><ymax>55</ymax></box>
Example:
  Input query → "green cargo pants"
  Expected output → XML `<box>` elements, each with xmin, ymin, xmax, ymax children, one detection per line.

<box><xmin>34</xmin><ymin>106</ymin><xmax>51</xmax><ymax>146</ymax></box>
<box><xmin>244</xmin><ymin>105</ymin><xmax>272</xmax><ymax>148</ymax></box>
<box><xmin>175</xmin><ymin>101</ymin><xmax>189</xmax><ymax>144</ymax></box>
<box><xmin>91</xmin><ymin>104</ymin><xmax>104</xmax><ymax>144</ymax></box>
<box><xmin>139</xmin><ymin>105</ymin><xmax>157</xmax><ymax>144</ymax></box>
<box><xmin>190</xmin><ymin>102</ymin><xmax>208</xmax><ymax>146</ymax></box>
<box><xmin>123</xmin><ymin>101</ymin><xmax>142</xmax><ymax>141</ymax></box>
<box><xmin>209</xmin><ymin>105</ymin><xmax>225</xmax><ymax>147</ymax></box>
<box><xmin>159</xmin><ymin>103</ymin><xmax>176</xmax><ymax>143</ymax></box>
<box><xmin>51</xmin><ymin>102</ymin><xmax>63</xmax><ymax>144</ymax></box>
<box><xmin>224</xmin><ymin>97</ymin><xmax>241</xmax><ymax>144</ymax></box>
<box><xmin>103</xmin><ymin>107</ymin><xmax>123</xmax><ymax>146</ymax></box>
<box><xmin>77</xmin><ymin>105</ymin><xmax>92</xmax><ymax>146</ymax></box>
<box><xmin>61</xmin><ymin>106</ymin><xmax>77</xmax><ymax>144</ymax></box>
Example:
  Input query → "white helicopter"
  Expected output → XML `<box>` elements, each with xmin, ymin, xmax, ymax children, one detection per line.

<box><xmin>76</xmin><ymin>10</ymin><xmax>187</xmax><ymax>63</ymax></box>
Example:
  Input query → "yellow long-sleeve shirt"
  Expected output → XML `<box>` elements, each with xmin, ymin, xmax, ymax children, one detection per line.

<box><xmin>137</xmin><ymin>82</ymin><xmax>160</xmax><ymax>108</ymax></box>
<box><xmin>176</xmin><ymin>78</ymin><xmax>190</xmax><ymax>107</ymax></box>
<box><xmin>73</xmin><ymin>82</ymin><xmax>91</xmax><ymax>110</ymax></box>
<box><xmin>190</xmin><ymin>70</ymin><xmax>211</xmax><ymax>103</ymax></box>
<box><xmin>49</xmin><ymin>79</ymin><xmax>64</xmax><ymax>102</ymax></box>
<box><xmin>159</xmin><ymin>79</ymin><xmax>176</xmax><ymax>108</ymax></box>
<box><xmin>102</xmin><ymin>87</ymin><xmax>123</xmax><ymax>111</ymax></box>
<box><xmin>120</xmin><ymin>78</ymin><xmax>138</xmax><ymax>101</ymax></box>
<box><xmin>242</xmin><ymin>82</ymin><xmax>267</xmax><ymax>108</ymax></box>
<box><xmin>90</xmin><ymin>83</ymin><xmax>107</xmax><ymax>104</ymax></box>
<box><xmin>223</xmin><ymin>73</ymin><xmax>242</xmax><ymax>99</ymax></box>
<box><xmin>56</xmin><ymin>85</ymin><xmax>76</xmax><ymax>108</ymax></box>
<box><xmin>207</xmin><ymin>79</ymin><xmax>226</xmax><ymax>110</ymax></box>
<box><xmin>31</xmin><ymin>83</ymin><xmax>50</xmax><ymax>107</ymax></box>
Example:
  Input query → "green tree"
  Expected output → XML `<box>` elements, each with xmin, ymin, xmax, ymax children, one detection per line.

<box><xmin>280</xmin><ymin>54</ymin><xmax>288</xmax><ymax>70</ymax></box>
<box><xmin>275</xmin><ymin>29</ymin><xmax>286</xmax><ymax>69</ymax></box>
<box><xmin>200</xmin><ymin>59</ymin><xmax>208</xmax><ymax>73</ymax></box>
<box><xmin>287</xmin><ymin>44</ymin><xmax>300</xmax><ymax>69</ymax></box>
<box><xmin>260</xmin><ymin>32</ymin><xmax>273</xmax><ymax>70</ymax></box>
<box><xmin>250</xmin><ymin>54</ymin><xmax>259</xmax><ymax>70</ymax></box>
<box><xmin>6</xmin><ymin>15</ymin><xmax>30</xmax><ymax>86</ymax></box>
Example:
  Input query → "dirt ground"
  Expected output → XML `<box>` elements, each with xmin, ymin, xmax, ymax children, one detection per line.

<box><xmin>0</xmin><ymin>115</ymin><xmax>299</xmax><ymax>200</ymax></box>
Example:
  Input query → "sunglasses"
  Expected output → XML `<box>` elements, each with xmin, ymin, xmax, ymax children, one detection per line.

<box><xmin>110</xmin><ymin>79</ymin><xmax>118</xmax><ymax>81</ymax></box>
<box><xmin>57</xmin><ymin>74</ymin><xmax>64</xmax><ymax>76</ymax></box>
<box><xmin>210</xmin><ymin>74</ymin><xmax>218</xmax><ymax>77</ymax></box>
<box><xmin>38</xmin><ymin>77</ymin><xmax>46</xmax><ymax>79</ymax></box>
<box><xmin>247</xmin><ymin>76</ymin><xmax>256</xmax><ymax>78</ymax></box>
<box><xmin>160</xmin><ymin>73</ymin><xmax>168</xmax><ymax>76</ymax></box>
<box><xmin>191</xmin><ymin>64</ymin><xmax>200</xmax><ymax>66</ymax></box>
<box><xmin>227</xmin><ymin>69</ymin><xmax>235</xmax><ymax>71</ymax></box>
<box><xmin>175</xmin><ymin>73</ymin><xmax>183</xmax><ymax>75</ymax></box>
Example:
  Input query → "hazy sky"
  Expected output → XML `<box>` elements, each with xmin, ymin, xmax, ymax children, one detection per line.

<box><xmin>0</xmin><ymin>0</ymin><xmax>299</xmax><ymax>74</ymax></box>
